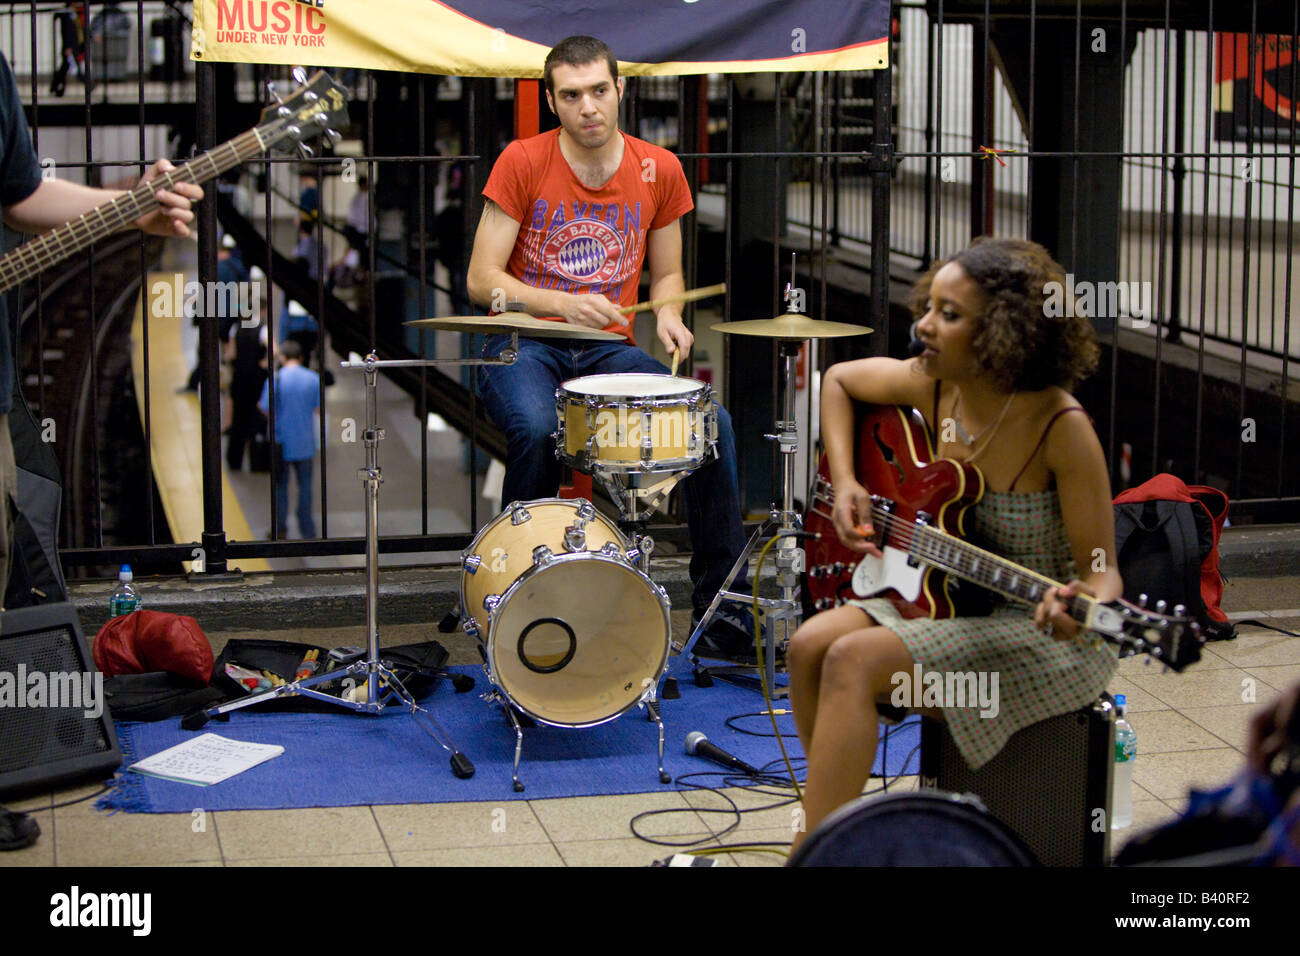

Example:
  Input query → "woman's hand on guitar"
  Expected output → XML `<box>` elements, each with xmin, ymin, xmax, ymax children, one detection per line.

<box><xmin>831</xmin><ymin>478</ymin><xmax>882</xmax><ymax>557</ymax></box>
<box><xmin>1034</xmin><ymin>579</ymin><xmax>1094</xmax><ymax>642</ymax></box>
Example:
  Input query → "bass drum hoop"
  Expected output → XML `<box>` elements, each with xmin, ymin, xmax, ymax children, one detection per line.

<box><xmin>484</xmin><ymin>550</ymin><xmax>671</xmax><ymax>729</ymax></box>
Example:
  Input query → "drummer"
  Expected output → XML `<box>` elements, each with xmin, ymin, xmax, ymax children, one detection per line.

<box><xmin>466</xmin><ymin>35</ymin><xmax>754</xmax><ymax>659</ymax></box>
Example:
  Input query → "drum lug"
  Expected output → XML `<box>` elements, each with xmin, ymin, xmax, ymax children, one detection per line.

<box><xmin>575</xmin><ymin>499</ymin><xmax>596</xmax><ymax>521</ymax></box>
<box><xmin>563</xmin><ymin>524</ymin><xmax>587</xmax><ymax>552</ymax></box>
<box><xmin>463</xmin><ymin>553</ymin><xmax>482</xmax><ymax>575</ymax></box>
<box><xmin>463</xmin><ymin>615</ymin><xmax>480</xmax><ymax>638</ymax></box>
<box><xmin>510</xmin><ymin>503</ymin><xmax>532</xmax><ymax>525</ymax></box>
<box><xmin>483</xmin><ymin>594</ymin><xmax>501</xmax><ymax>613</ymax></box>
<box><xmin>532</xmin><ymin>544</ymin><xmax>555</xmax><ymax>566</ymax></box>
<box><xmin>599</xmin><ymin>541</ymin><xmax>622</xmax><ymax>558</ymax></box>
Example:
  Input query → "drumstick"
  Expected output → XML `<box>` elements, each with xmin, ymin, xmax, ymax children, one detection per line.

<box><xmin>670</xmin><ymin>349</ymin><xmax>680</xmax><ymax>377</ymax></box>
<box><xmin>616</xmin><ymin>283</ymin><xmax>726</xmax><ymax>316</ymax></box>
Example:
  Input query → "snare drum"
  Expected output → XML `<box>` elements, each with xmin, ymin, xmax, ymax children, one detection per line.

<box><xmin>554</xmin><ymin>373</ymin><xmax>717</xmax><ymax>474</ymax></box>
<box><xmin>460</xmin><ymin>499</ymin><xmax>671</xmax><ymax>728</ymax></box>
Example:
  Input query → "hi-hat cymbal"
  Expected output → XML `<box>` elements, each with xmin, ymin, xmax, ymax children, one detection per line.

<box><xmin>405</xmin><ymin>312</ymin><xmax>624</xmax><ymax>341</ymax></box>
<box><xmin>712</xmin><ymin>312</ymin><xmax>872</xmax><ymax>339</ymax></box>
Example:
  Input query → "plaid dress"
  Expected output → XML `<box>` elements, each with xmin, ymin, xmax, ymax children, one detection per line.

<box><xmin>847</xmin><ymin>488</ymin><xmax>1117</xmax><ymax>769</ymax></box>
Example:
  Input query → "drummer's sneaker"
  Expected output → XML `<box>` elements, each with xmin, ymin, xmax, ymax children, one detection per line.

<box><xmin>691</xmin><ymin>607</ymin><xmax>776</xmax><ymax>665</ymax></box>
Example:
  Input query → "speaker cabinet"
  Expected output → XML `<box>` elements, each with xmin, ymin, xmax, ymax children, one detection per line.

<box><xmin>0</xmin><ymin>603</ymin><xmax>121</xmax><ymax>797</ymax></box>
<box><xmin>920</xmin><ymin>695</ymin><xmax>1115</xmax><ymax>866</ymax></box>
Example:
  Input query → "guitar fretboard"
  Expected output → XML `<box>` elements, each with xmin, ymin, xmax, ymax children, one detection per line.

<box><xmin>0</xmin><ymin>129</ymin><xmax>265</xmax><ymax>293</ymax></box>
<box><xmin>871</xmin><ymin>501</ymin><xmax>1094</xmax><ymax>622</ymax></box>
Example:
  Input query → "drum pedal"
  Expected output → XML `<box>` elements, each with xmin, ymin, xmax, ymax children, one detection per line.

<box><xmin>693</xmin><ymin>667</ymin><xmax>714</xmax><ymax>688</ymax></box>
<box><xmin>437</xmin><ymin>607</ymin><xmax>461</xmax><ymax>633</ymax></box>
<box><xmin>661</xmin><ymin>676</ymin><xmax>680</xmax><ymax>699</ymax></box>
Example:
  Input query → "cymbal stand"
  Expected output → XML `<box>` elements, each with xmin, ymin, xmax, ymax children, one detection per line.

<box><xmin>185</xmin><ymin>343</ymin><xmax>522</xmax><ymax>779</ymax></box>
<box><xmin>667</xmin><ymin>337</ymin><xmax>807</xmax><ymax>697</ymax></box>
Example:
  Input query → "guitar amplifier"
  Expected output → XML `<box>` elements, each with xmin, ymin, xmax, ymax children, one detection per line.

<box><xmin>920</xmin><ymin>695</ymin><xmax>1115</xmax><ymax>867</ymax></box>
<box><xmin>0</xmin><ymin>603</ymin><xmax>121</xmax><ymax>797</ymax></box>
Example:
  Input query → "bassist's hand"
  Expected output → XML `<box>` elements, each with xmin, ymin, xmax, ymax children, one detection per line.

<box><xmin>831</xmin><ymin>478</ymin><xmax>882</xmax><ymax>557</ymax></box>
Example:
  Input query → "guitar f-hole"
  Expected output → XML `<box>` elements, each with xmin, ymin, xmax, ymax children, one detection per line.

<box><xmin>872</xmin><ymin>423</ymin><xmax>905</xmax><ymax>487</ymax></box>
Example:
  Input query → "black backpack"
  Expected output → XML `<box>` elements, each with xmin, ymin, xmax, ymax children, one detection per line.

<box><xmin>1113</xmin><ymin>475</ymin><xmax>1236</xmax><ymax>642</ymax></box>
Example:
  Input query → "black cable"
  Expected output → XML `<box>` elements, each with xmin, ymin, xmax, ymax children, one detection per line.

<box><xmin>49</xmin><ymin>784</ymin><xmax>110</xmax><ymax>810</ymax></box>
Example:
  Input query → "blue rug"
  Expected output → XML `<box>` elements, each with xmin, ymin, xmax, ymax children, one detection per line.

<box><xmin>98</xmin><ymin>667</ymin><xmax>919</xmax><ymax>813</ymax></box>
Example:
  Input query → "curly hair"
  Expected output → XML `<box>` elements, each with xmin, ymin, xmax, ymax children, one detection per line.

<box><xmin>909</xmin><ymin>237</ymin><xmax>1100</xmax><ymax>392</ymax></box>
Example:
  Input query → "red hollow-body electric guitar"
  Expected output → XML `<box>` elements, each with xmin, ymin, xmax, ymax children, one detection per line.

<box><xmin>804</xmin><ymin>404</ymin><xmax>1201</xmax><ymax>671</ymax></box>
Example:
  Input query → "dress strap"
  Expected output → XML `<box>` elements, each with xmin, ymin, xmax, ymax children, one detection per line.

<box><xmin>931</xmin><ymin>379</ymin><xmax>942</xmax><ymax>436</ymax></box>
<box><xmin>1009</xmin><ymin>406</ymin><xmax>1088</xmax><ymax>491</ymax></box>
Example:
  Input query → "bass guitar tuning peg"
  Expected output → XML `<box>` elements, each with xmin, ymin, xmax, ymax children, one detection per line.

<box><xmin>298</xmin><ymin>143</ymin><xmax>314</xmax><ymax>159</ymax></box>
<box><xmin>292</xmin><ymin>66</ymin><xmax>308</xmax><ymax>86</ymax></box>
<box><xmin>324</xmin><ymin>129</ymin><xmax>342</xmax><ymax>146</ymax></box>
<box><xmin>265</xmin><ymin>81</ymin><xmax>283</xmax><ymax>104</ymax></box>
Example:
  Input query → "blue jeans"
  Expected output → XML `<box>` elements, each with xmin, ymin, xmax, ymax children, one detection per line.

<box><xmin>274</xmin><ymin>451</ymin><xmax>316</xmax><ymax>538</ymax></box>
<box><xmin>478</xmin><ymin>335</ymin><xmax>748</xmax><ymax>611</ymax></box>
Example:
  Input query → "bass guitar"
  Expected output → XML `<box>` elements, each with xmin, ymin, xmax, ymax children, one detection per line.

<box><xmin>804</xmin><ymin>404</ymin><xmax>1202</xmax><ymax>671</ymax></box>
<box><xmin>0</xmin><ymin>70</ymin><xmax>348</xmax><ymax>293</ymax></box>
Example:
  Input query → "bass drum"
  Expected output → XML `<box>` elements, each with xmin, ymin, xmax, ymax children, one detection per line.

<box><xmin>460</xmin><ymin>498</ymin><xmax>625</xmax><ymax>640</ymax></box>
<box><xmin>460</xmin><ymin>498</ymin><xmax>670</xmax><ymax>728</ymax></box>
<box><xmin>787</xmin><ymin>791</ymin><xmax>1040</xmax><ymax>867</ymax></box>
<box><xmin>486</xmin><ymin>549</ymin><xmax>671</xmax><ymax>728</ymax></box>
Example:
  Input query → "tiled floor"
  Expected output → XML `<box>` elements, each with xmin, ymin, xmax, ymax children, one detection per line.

<box><xmin>3</xmin><ymin>577</ymin><xmax>1297</xmax><ymax>867</ymax></box>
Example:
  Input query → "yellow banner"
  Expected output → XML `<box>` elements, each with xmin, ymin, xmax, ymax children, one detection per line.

<box><xmin>191</xmin><ymin>1</ymin><xmax>889</xmax><ymax>76</ymax></box>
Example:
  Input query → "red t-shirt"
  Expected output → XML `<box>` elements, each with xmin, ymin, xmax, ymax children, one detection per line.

<box><xmin>482</xmin><ymin>128</ymin><xmax>694</xmax><ymax>343</ymax></box>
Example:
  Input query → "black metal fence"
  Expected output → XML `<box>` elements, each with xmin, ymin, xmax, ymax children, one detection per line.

<box><xmin>4</xmin><ymin>0</ymin><xmax>1296</xmax><ymax>581</ymax></box>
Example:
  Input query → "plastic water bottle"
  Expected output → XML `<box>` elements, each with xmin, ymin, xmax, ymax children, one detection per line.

<box><xmin>109</xmin><ymin>565</ymin><xmax>142</xmax><ymax>617</ymax></box>
<box><xmin>1112</xmin><ymin>694</ymin><xmax>1136</xmax><ymax>830</ymax></box>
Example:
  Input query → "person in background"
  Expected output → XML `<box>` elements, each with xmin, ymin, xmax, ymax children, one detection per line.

<box><xmin>258</xmin><ymin>339</ymin><xmax>319</xmax><ymax>538</ymax></box>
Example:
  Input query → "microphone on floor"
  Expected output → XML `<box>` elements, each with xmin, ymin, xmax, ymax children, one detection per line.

<box><xmin>685</xmin><ymin>731</ymin><xmax>762</xmax><ymax>778</ymax></box>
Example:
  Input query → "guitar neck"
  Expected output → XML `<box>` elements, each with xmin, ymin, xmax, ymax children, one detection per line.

<box><xmin>871</xmin><ymin>501</ymin><xmax>1098</xmax><ymax>625</ymax></box>
<box><xmin>0</xmin><ymin>128</ymin><xmax>265</xmax><ymax>294</ymax></box>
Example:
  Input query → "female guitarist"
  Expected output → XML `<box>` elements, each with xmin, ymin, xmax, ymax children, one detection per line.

<box><xmin>789</xmin><ymin>237</ymin><xmax>1122</xmax><ymax>851</ymax></box>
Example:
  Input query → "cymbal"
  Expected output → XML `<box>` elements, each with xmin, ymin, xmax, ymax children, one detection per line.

<box><xmin>405</xmin><ymin>312</ymin><xmax>624</xmax><ymax>341</ymax></box>
<box><xmin>712</xmin><ymin>312</ymin><xmax>872</xmax><ymax>339</ymax></box>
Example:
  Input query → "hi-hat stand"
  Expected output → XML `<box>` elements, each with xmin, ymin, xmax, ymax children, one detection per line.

<box><xmin>669</xmin><ymin>257</ymin><xmax>870</xmax><ymax>695</ymax></box>
<box><xmin>185</xmin><ymin>343</ymin><xmax>523</xmax><ymax>779</ymax></box>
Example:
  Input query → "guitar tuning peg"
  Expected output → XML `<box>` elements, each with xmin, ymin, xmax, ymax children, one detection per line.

<box><xmin>325</xmin><ymin>129</ymin><xmax>342</xmax><ymax>146</ymax></box>
<box><xmin>265</xmin><ymin>81</ymin><xmax>283</xmax><ymax>104</ymax></box>
<box><xmin>298</xmin><ymin>143</ymin><xmax>314</xmax><ymax>159</ymax></box>
<box><xmin>1138</xmin><ymin>593</ymin><xmax>1149</xmax><ymax>608</ymax></box>
<box><xmin>292</xmin><ymin>66</ymin><xmax>308</xmax><ymax>86</ymax></box>
<box><xmin>1173</xmin><ymin>603</ymin><xmax>1186</xmax><ymax>617</ymax></box>
<box><xmin>1155</xmin><ymin>599</ymin><xmax>1168</xmax><ymax>614</ymax></box>
<box><xmin>313</xmin><ymin>112</ymin><xmax>329</xmax><ymax>128</ymax></box>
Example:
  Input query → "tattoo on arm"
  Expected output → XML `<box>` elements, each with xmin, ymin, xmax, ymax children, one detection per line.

<box><xmin>482</xmin><ymin>199</ymin><xmax>499</xmax><ymax>224</ymax></box>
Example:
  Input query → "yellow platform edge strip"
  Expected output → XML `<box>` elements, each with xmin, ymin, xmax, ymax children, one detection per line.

<box><xmin>132</xmin><ymin>274</ymin><xmax>269</xmax><ymax>574</ymax></box>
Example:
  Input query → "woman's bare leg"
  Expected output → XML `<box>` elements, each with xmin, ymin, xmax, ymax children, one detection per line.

<box><xmin>792</xmin><ymin>625</ymin><xmax>914</xmax><ymax>852</ymax></box>
<box><xmin>787</xmin><ymin>605</ymin><xmax>872</xmax><ymax>753</ymax></box>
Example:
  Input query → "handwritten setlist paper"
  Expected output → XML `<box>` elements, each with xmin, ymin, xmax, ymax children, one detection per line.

<box><xmin>129</xmin><ymin>734</ymin><xmax>285</xmax><ymax>786</ymax></box>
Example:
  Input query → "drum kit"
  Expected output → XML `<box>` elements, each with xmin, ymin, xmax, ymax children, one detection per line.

<box><xmin>244</xmin><ymin>269</ymin><xmax>865</xmax><ymax>792</ymax></box>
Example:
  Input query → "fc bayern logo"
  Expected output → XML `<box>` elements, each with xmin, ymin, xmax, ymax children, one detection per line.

<box><xmin>542</xmin><ymin>218</ymin><xmax>624</xmax><ymax>284</ymax></box>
